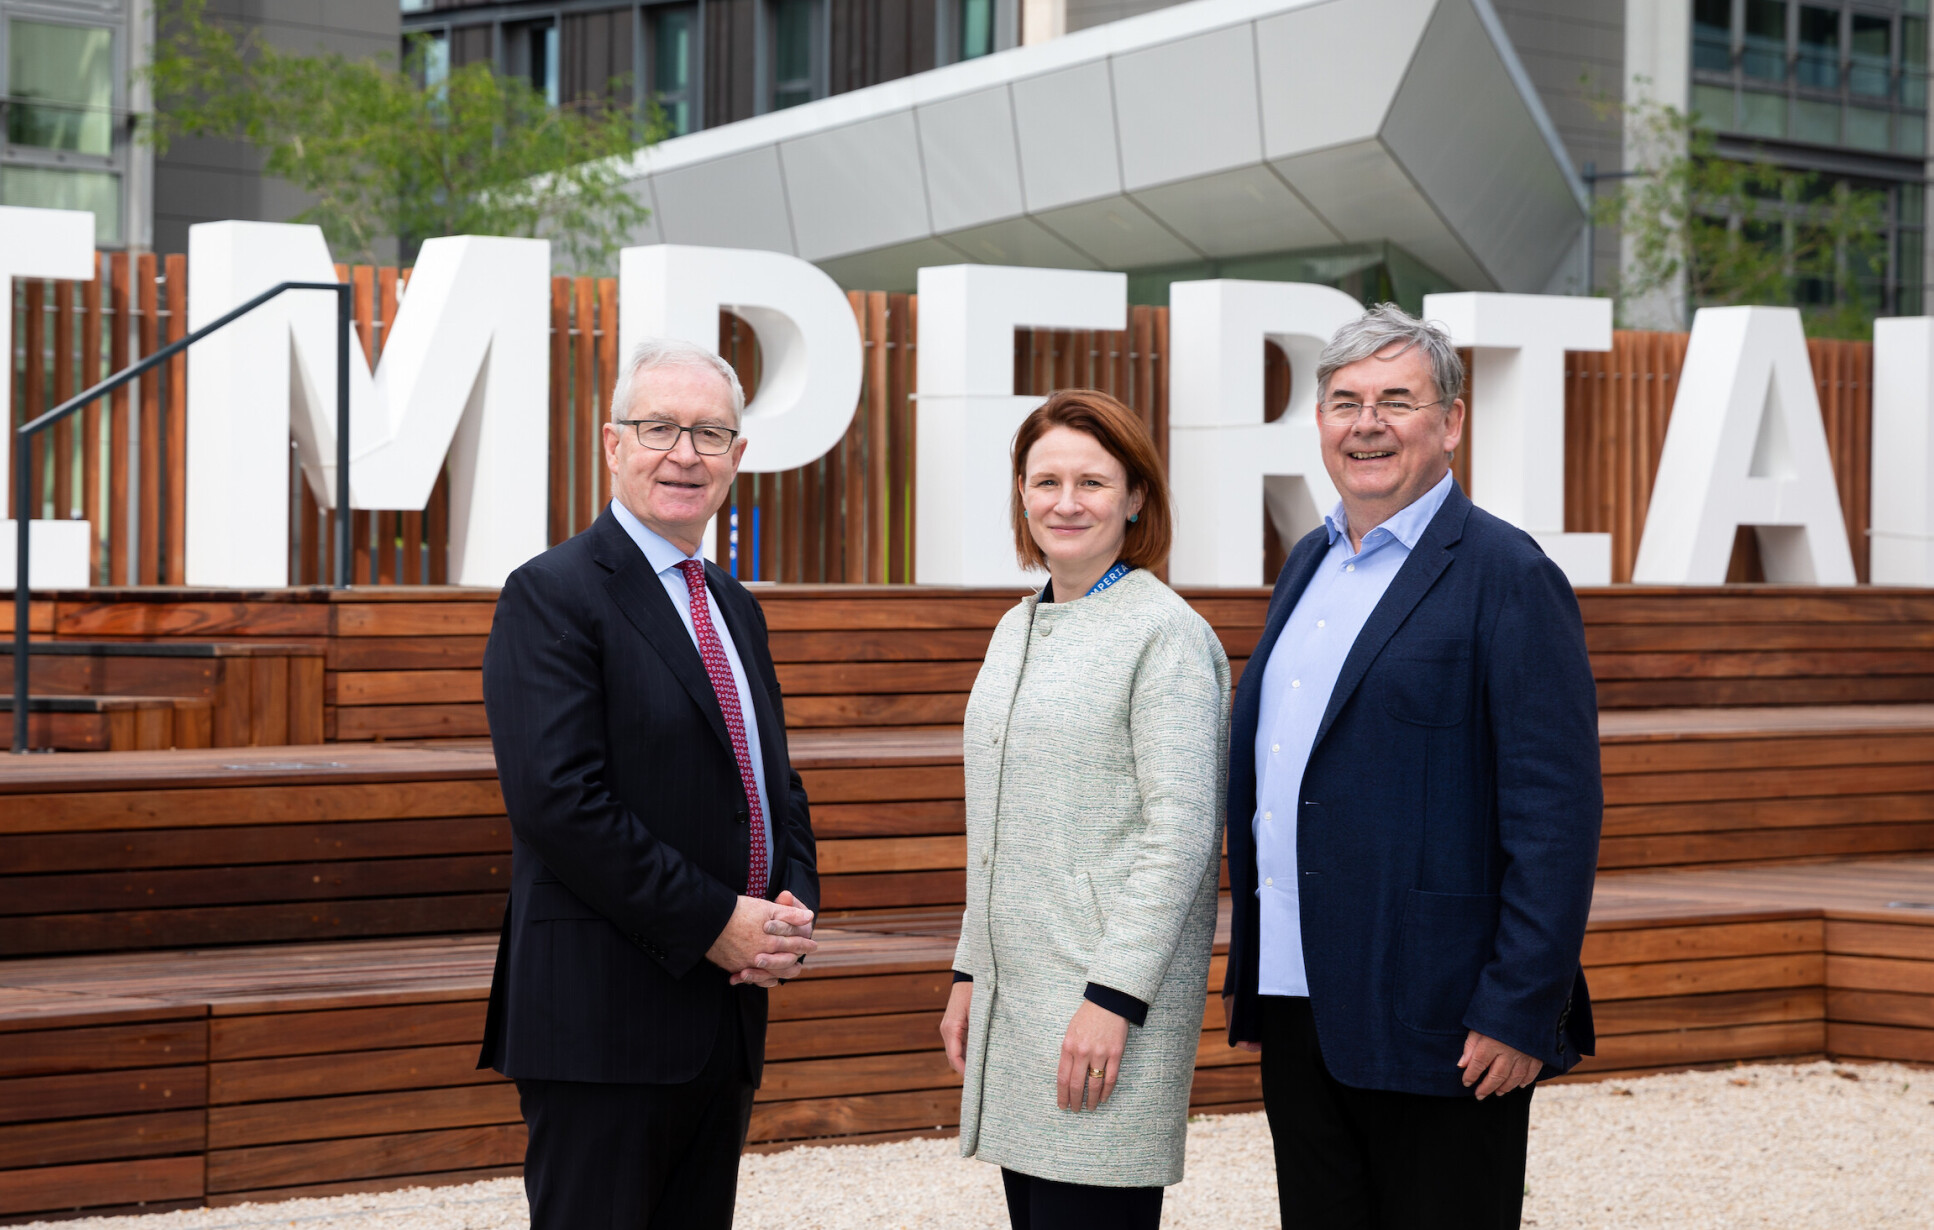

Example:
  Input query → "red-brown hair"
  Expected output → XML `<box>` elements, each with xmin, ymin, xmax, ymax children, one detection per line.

<box><xmin>1010</xmin><ymin>389</ymin><xmax>1173</xmax><ymax>571</ymax></box>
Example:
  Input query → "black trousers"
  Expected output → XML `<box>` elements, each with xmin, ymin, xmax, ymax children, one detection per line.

<box><xmin>1000</xmin><ymin>1167</ymin><xmax>1163</xmax><ymax>1230</ymax></box>
<box><xmin>1259</xmin><ymin>996</ymin><xmax>1532</xmax><ymax>1230</ymax></box>
<box><xmin>516</xmin><ymin>1004</ymin><xmax>755</xmax><ymax>1230</ymax></box>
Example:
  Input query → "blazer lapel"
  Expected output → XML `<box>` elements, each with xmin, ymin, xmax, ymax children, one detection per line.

<box><xmin>592</xmin><ymin>512</ymin><xmax>732</xmax><ymax>754</ymax></box>
<box><xmin>1310</xmin><ymin>485</ymin><xmax>1472</xmax><ymax>751</ymax></box>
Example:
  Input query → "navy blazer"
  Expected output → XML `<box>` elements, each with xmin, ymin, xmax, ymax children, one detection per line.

<box><xmin>477</xmin><ymin>509</ymin><xmax>819</xmax><ymax>1086</ymax></box>
<box><xmin>1224</xmin><ymin>484</ymin><xmax>1600</xmax><ymax>1096</ymax></box>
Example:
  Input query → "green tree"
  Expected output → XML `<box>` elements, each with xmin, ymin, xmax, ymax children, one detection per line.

<box><xmin>1595</xmin><ymin>94</ymin><xmax>1888</xmax><ymax>339</ymax></box>
<box><xmin>142</xmin><ymin>0</ymin><xmax>657</xmax><ymax>270</ymax></box>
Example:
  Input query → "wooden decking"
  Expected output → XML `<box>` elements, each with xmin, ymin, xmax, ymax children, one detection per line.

<box><xmin>6</xmin><ymin>585</ymin><xmax>1933</xmax><ymax>744</ymax></box>
<box><xmin>3</xmin><ymin>855</ymin><xmax>1931</xmax><ymax>1220</ymax></box>
<box><xmin>7</xmin><ymin>705</ymin><xmax>1932</xmax><ymax>958</ymax></box>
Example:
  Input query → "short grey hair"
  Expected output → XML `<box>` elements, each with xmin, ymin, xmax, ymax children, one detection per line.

<box><xmin>609</xmin><ymin>338</ymin><xmax>747</xmax><ymax>424</ymax></box>
<box><xmin>1315</xmin><ymin>303</ymin><xmax>1464</xmax><ymax>407</ymax></box>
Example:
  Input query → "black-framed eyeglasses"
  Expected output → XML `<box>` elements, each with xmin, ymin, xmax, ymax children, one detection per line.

<box><xmin>615</xmin><ymin>419</ymin><xmax>740</xmax><ymax>455</ymax></box>
<box><xmin>1318</xmin><ymin>399</ymin><xmax>1445</xmax><ymax>425</ymax></box>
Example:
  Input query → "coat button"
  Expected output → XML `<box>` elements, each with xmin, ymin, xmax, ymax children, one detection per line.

<box><xmin>1039</xmin><ymin>625</ymin><xmax>1052</xmax><ymax>637</ymax></box>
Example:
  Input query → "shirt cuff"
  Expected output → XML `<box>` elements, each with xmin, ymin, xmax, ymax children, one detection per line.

<box><xmin>1084</xmin><ymin>982</ymin><xmax>1149</xmax><ymax>1027</ymax></box>
<box><xmin>953</xmin><ymin>970</ymin><xmax>973</xmax><ymax>983</ymax></box>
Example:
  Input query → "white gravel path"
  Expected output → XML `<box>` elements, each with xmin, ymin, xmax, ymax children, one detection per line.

<box><xmin>22</xmin><ymin>1061</ymin><xmax>1933</xmax><ymax>1229</ymax></box>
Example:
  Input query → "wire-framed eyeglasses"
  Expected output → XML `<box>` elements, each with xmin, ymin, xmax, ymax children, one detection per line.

<box><xmin>1317</xmin><ymin>399</ymin><xmax>1446</xmax><ymax>425</ymax></box>
<box><xmin>615</xmin><ymin>419</ymin><xmax>740</xmax><ymax>455</ymax></box>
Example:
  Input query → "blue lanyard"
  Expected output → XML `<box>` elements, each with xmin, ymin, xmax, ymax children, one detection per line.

<box><xmin>1086</xmin><ymin>560</ymin><xmax>1133</xmax><ymax>597</ymax></box>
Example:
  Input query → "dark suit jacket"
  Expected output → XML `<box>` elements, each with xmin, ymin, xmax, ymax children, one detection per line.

<box><xmin>1224</xmin><ymin>484</ymin><xmax>1600</xmax><ymax>1097</ymax></box>
<box><xmin>477</xmin><ymin>508</ymin><xmax>819</xmax><ymax>1086</ymax></box>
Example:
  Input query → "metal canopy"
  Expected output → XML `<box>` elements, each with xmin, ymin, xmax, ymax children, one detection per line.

<box><xmin>612</xmin><ymin>0</ymin><xmax>1586</xmax><ymax>293</ymax></box>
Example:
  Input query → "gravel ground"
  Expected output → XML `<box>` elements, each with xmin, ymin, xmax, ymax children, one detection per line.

<box><xmin>22</xmin><ymin>1061</ymin><xmax>1932</xmax><ymax>1229</ymax></box>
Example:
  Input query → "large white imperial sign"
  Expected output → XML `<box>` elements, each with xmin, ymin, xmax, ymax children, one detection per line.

<box><xmin>169</xmin><ymin>222</ymin><xmax>1927</xmax><ymax>589</ymax></box>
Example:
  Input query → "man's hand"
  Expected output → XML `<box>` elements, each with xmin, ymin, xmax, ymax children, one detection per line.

<box><xmin>940</xmin><ymin>980</ymin><xmax>972</xmax><ymax>1074</ymax></box>
<box><xmin>1458</xmin><ymin>1030</ymin><xmax>1542</xmax><ymax>1099</ymax></box>
<box><xmin>1057</xmin><ymin>1000</ymin><xmax>1129</xmax><ymax>1111</ymax></box>
<box><xmin>706</xmin><ymin>892</ymin><xmax>816</xmax><ymax>983</ymax></box>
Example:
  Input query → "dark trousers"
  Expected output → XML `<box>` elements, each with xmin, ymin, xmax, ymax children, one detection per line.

<box><xmin>1259</xmin><ymin>996</ymin><xmax>1532</xmax><ymax>1230</ymax></box>
<box><xmin>517</xmin><ymin>1004</ymin><xmax>755</xmax><ymax>1230</ymax></box>
<box><xmin>1000</xmin><ymin>1167</ymin><xmax>1163</xmax><ymax>1230</ymax></box>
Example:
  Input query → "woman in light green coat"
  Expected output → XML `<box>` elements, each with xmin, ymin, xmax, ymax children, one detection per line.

<box><xmin>939</xmin><ymin>389</ymin><xmax>1231</xmax><ymax>1230</ymax></box>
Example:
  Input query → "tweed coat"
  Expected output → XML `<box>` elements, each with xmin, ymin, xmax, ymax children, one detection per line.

<box><xmin>953</xmin><ymin>567</ymin><xmax>1230</xmax><ymax>1188</ymax></box>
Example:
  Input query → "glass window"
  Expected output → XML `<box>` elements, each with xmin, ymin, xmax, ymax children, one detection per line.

<box><xmin>536</xmin><ymin>23</ymin><xmax>559</xmax><ymax>106</ymax></box>
<box><xmin>1692</xmin><ymin>83</ymin><xmax>1737</xmax><ymax>128</ymax></box>
<box><xmin>6</xmin><ymin>20</ymin><xmax>114</xmax><ymax>156</ymax></box>
<box><xmin>1793</xmin><ymin>97</ymin><xmax>1841</xmax><ymax>142</ymax></box>
<box><xmin>1899</xmin><ymin>228</ymin><xmax>1923</xmax><ymax>315</ymax></box>
<box><xmin>418</xmin><ymin>32</ymin><xmax>450</xmax><ymax>89</ymax></box>
<box><xmin>1850</xmin><ymin>13</ymin><xmax>1892</xmax><ymax>99</ymax></box>
<box><xmin>1796</xmin><ymin>6</ymin><xmax>1839</xmax><ymax>89</ymax></box>
<box><xmin>1743</xmin><ymin>0</ymin><xmax>1788</xmax><ymax>81</ymax></box>
<box><xmin>960</xmin><ymin>0</ymin><xmax>994</xmax><ymax>61</ymax></box>
<box><xmin>1904</xmin><ymin>17</ymin><xmax>1928</xmax><ymax>106</ymax></box>
<box><xmin>1847</xmin><ymin>103</ymin><xmax>1892</xmax><ymax>148</ymax></box>
<box><xmin>771</xmin><ymin>0</ymin><xmax>815</xmax><ymax>110</ymax></box>
<box><xmin>653</xmin><ymin>7</ymin><xmax>695</xmax><ymax>136</ymax></box>
<box><xmin>1898</xmin><ymin>110</ymin><xmax>1926</xmax><ymax>153</ymax></box>
<box><xmin>1740</xmin><ymin>88</ymin><xmax>1789</xmax><ymax>135</ymax></box>
<box><xmin>1903</xmin><ymin>182</ymin><xmax>1924</xmax><ymax>226</ymax></box>
<box><xmin>1</xmin><ymin>166</ymin><xmax>119</xmax><ymax>243</ymax></box>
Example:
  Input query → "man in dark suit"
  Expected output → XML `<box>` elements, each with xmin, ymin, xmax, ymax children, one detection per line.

<box><xmin>480</xmin><ymin>338</ymin><xmax>821</xmax><ymax>1229</ymax></box>
<box><xmin>1224</xmin><ymin>304</ymin><xmax>1601</xmax><ymax>1229</ymax></box>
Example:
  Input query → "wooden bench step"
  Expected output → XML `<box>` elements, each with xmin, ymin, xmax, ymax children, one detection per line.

<box><xmin>0</xmin><ymin>696</ymin><xmax>212</xmax><ymax>753</ymax></box>
<box><xmin>0</xmin><ymin>643</ymin><xmax>323</xmax><ymax>750</ymax></box>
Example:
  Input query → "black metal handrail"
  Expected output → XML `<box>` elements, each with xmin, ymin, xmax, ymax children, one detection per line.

<box><xmin>11</xmin><ymin>280</ymin><xmax>353</xmax><ymax>753</ymax></box>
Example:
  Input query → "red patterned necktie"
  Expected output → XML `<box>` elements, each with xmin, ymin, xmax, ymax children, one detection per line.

<box><xmin>677</xmin><ymin>559</ymin><xmax>769</xmax><ymax>899</ymax></box>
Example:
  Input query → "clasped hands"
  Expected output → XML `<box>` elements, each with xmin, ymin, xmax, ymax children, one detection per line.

<box><xmin>705</xmin><ymin>890</ymin><xmax>816</xmax><ymax>987</ymax></box>
<box><xmin>941</xmin><ymin>983</ymin><xmax>1129</xmax><ymax>1112</ymax></box>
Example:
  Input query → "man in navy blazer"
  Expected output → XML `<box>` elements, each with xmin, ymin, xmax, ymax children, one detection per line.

<box><xmin>1224</xmin><ymin>305</ymin><xmax>1600</xmax><ymax>1229</ymax></box>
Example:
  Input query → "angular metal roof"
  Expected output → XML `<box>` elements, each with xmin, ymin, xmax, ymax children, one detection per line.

<box><xmin>613</xmin><ymin>0</ymin><xmax>1586</xmax><ymax>292</ymax></box>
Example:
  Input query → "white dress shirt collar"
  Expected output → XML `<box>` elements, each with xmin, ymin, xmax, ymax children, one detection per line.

<box><xmin>1322</xmin><ymin>469</ymin><xmax>1456</xmax><ymax>552</ymax></box>
<box><xmin>610</xmin><ymin>498</ymin><xmax>703</xmax><ymax>576</ymax></box>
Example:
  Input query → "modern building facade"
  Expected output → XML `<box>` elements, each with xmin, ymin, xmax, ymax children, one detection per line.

<box><xmin>0</xmin><ymin>0</ymin><xmax>398</xmax><ymax>255</ymax></box>
<box><xmin>399</xmin><ymin>0</ymin><xmax>1023</xmax><ymax>136</ymax></box>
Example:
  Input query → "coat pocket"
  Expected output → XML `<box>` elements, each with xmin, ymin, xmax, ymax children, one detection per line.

<box><xmin>1382</xmin><ymin>638</ymin><xmax>1472</xmax><ymax>727</ymax></box>
<box><xmin>1068</xmin><ymin>870</ymin><xmax>1105</xmax><ymax>949</ymax></box>
<box><xmin>1394</xmin><ymin>888</ymin><xmax>1499</xmax><ymax>1035</ymax></box>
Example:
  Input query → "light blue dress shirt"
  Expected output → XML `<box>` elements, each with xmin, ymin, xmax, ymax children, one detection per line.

<box><xmin>610</xmin><ymin>499</ymin><xmax>773</xmax><ymax>880</ymax></box>
<box><xmin>1253</xmin><ymin>470</ymin><xmax>1454</xmax><ymax>996</ymax></box>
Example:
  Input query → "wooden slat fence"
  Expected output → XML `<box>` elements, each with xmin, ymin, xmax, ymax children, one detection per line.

<box><xmin>9</xmin><ymin>260</ymin><xmax>1886</xmax><ymax>587</ymax></box>
<box><xmin>9</xmin><ymin>254</ymin><xmax>185</xmax><ymax>586</ymax></box>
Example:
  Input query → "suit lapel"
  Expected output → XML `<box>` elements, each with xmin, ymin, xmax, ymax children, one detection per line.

<box><xmin>593</xmin><ymin>512</ymin><xmax>732</xmax><ymax>754</ymax></box>
<box><xmin>1310</xmin><ymin>486</ymin><xmax>1471</xmax><ymax>751</ymax></box>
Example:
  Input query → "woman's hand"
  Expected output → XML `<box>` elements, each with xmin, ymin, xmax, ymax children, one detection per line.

<box><xmin>1057</xmin><ymin>999</ymin><xmax>1129</xmax><ymax>1111</ymax></box>
<box><xmin>940</xmin><ymin>981</ymin><xmax>973</xmax><ymax>1074</ymax></box>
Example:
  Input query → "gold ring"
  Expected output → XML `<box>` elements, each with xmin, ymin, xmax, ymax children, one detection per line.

<box><xmin>1088</xmin><ymin>1067</ymin><xmax>1105</xmax><ymax>1078</ymax></box>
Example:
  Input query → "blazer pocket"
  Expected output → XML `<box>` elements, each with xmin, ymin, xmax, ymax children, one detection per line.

<box><xmin>1068</xmin><ymin>870</ymin><xmax>1105</xmax><ymax>948</ymax></box>
<box><xmin>1394</xmin><ymin>889</ymin><xmax>1499</xmax><ymax>1035</ymax></box>
<box><xmin>1382</xmin><ymin>638</ymin><xmax>1472</xmax><ymax>727</ymax></box>
<box><xmin>524</xmin><ymin>878</ymin><xmax>606</xmax><ymax>922</ymax></box>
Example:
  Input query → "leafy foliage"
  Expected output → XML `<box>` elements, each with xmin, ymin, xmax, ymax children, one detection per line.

<box><xmin>1595</xmin><ymin>95</ymin><xmax>1888</xmax><ymax>339</ymax></box>
<box><xmin>142</xmin><ymin>0</ymin><xmax>657</xmax><ymax>270</ymax></box>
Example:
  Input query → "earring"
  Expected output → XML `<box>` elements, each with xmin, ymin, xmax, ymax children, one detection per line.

<box><xmin>1024</xmin><ymin>509</ymin><xmax>1030</xmax><ymax>518</ymax></box>
<box><xmin>1128</xmin><ymin>513</ymin><xmax>1138</xmax><ymax>523</ymax></box>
